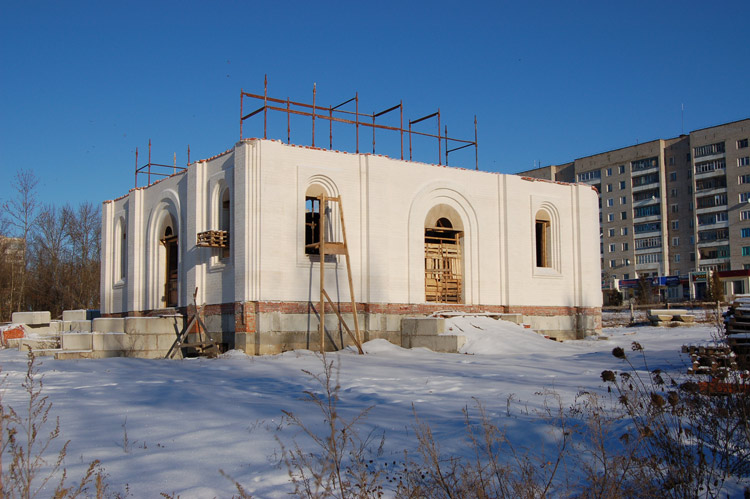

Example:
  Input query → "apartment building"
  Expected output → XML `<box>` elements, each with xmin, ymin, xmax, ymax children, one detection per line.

<box><xmin>518</xmin><ymin>118</ymin><xmax>750</xmax><ymax>298</ymax></box>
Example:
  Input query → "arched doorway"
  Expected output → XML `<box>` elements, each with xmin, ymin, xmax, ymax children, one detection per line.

<box><xmin>161</xmin><ymin>224</ymin><xmax>178</xmax><ymax>308</ymax></box>
<box><xmin>425</xmin><ymin>214</ymin><xmax>463</xmax><ymax>303</ymax></box>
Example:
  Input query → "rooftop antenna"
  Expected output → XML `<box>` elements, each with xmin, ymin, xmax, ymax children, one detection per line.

<box><xmin>681</xmin><ymin>103</ymin><xmax>685</xmax><ymax>135</ymax></box>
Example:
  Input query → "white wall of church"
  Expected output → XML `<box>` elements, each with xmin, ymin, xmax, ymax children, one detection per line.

<box><xmin>102</xmin><ymin>138</ymin><xmax>601</xmax><ymax>316</ymax></box>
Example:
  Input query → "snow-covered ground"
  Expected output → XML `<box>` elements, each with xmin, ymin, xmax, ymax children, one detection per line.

<box><xmin>0</xmin><ymin>319</ymin><xmax>741</xmax><ymax>497</ymax></box>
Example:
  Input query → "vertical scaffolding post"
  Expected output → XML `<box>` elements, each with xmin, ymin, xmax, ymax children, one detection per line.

<box><xmin>355</xmin><ymin>93</ymin><xmax>359</xmax><ymax>154</ymax></box>
<box><xmin>134</xmin><ymin>147</ymin><xmax>138</xmax><ymax>188</ymax></box>
<box><xmin>148</xmin><ymin>139</ymin><xmax>152</xmax><ymax>186</ymax></box>
<box><xmin>263</xmin><ymin>75</ymin><xmax>268</xmax><ymax>139</ymax></box>
<box><xmin>312</xmin><ymin>83</ymin><xmax>316</xmax><ymax>148</ymax></box>
<box><xmin>475</xmin><ymin>115</ymin><xmax>478</xmax><ymax>171</ymax></box>
<box><xmin>400</xmin><ymin>100</ymin><xmax>404</xmax><ymax>160</ymax></box>
<box><xmin>287</xmin><ymin>98</ymin><xmax>291</xmax><ymax>144</ymax></box>
<box><xmin>437</xmin><ymin>109</ymin><xmax>441</xmax><ymax>166</ymax></box>
<box><xmin>240</xmin><ymin>88</ymin><xmax>244</xmax><ymax>140</ymax></box>
<box><xmin>445</xmin><ymin>125</ymin><xmax>449</xmax><ymax>165</ymax></box>
<box><xmin>319</xmin><ymin>194</ymin><xmax>326</xmax><ymax>353</ymax></box>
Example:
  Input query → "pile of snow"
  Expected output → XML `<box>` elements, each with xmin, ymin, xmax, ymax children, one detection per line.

<box><xmin>0</xmin><ymin>324</ymin><xmax>737</xmax><ymax>497</ymax></box>
<box><xmin>444</xmin><ymin>316</ymin><xmax>577</xmax><ymax>355</ymax></box>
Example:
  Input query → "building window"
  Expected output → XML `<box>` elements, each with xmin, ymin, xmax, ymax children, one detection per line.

<box><xmin>624</xmin><ymin>273</ymin><xmax>630</xmax><ymax>279</ymax></box>
<box><xmin>669</xmin><ymin>157</ymin><xmax>675</xmax><ymax>166</ymax></box>
<box><xmin>672</xmin><ymin>237</ymin><xmax>679</xmax><ymax>246</ymax></box>
<box><xmin>635</xmin><ymin>236</ymin><xmax>662</xmax><ymax>250</ymax></box>
<box><xmin>741</xmin><ymin>193</ymin><xmax>750</xmax><ymax>203</ymax></box>
<box><xmin>671</xmin><ymin>220</ymin><xmax>679</xmax><ymax>230</ymax></box>
<box><xmin>622</xmin><ymin>242</ymin><xmax>628</xmax><ymax>251</ymax></box>
<box><xmin>610</xmin><ymin>259</ymin><xmax>616</xmax><ymax>268</ymax></box>
<box><xmin>607</xmin><ymin>198</ymin><xmax>614</xmax><ymax>207</ymax></box>
<box><xmin>670</xmin><ymin>188</ymin><xmax>678</xmax><ymax>197</ymax></box>
<box><xmin>619</xmin><ymin>180</ymin><xmax>626</xmax><ymax>190</ymax></box>
<box><xmin>305</xmin><ymin>196</ymin><xmax>322</xmax><ymax>255</ymax></box>
<box><xmin>743</xmin><ymin>247</ymin><xmax>750</xmax><ymax>257</ymax></box>
<box><xmin>606</xmin><ymin>183</ymin><xmax>613</xmax><ymax>192</ymax></box>
<box><xmin>621</xmin><ymin>196</ymin><xmax>627</xmax><ymax>205</ymax></box>
<box><xmin>695</xmin><ymin>159</ymin><xmax>726</xmax><ymax>174</ymax></box>
<box><xmin>742</xmin><ymin>210</ymin><xmax>750</xmax><ymax>221</ymax></box>
<box><xmin>578</xmin><ymin>170</ymin><xmax>601</xmax><ymax>182</ymax></box>
<box><xmin>608</xmin><ymin>228</ymin><xmax>615</xmax><ymax>237</ymax></box>
<box><xmin>606</xmin><ymin>168</ymin><xmax>612</xmax><ymax>176</ymax></box>
<box><xmin>740</xmin><ymin>175</ymin><xmax>750</xmax><ymax>184</ymax></box>
<box><xmin>117</xmin><ymin>218</ymin><xmax>127</xmax><ymax>282</ymax></box>
<box><xmin>742</xmin><ymin>228</ymin><xmax>750</xmax><ymax>238</ymax></box>
<box><xmin>621</xmin><ymin>227</ymin><xmax>628</xmax><ymax>236</ymax></box>
<box><xmin>738</xmin><ymin>138</ymin><xmax>749</xmax><ymax>149</ymax></box>
<box><xmin>634</xmin><ymin>205</ymin><xmax>659</xmax><ymax>218</ymax></box>
<box><xmin>621</xmin><ymin>211</ymin><xmax>627</xmax><ymax>220</ymax></box>
<box><xmin>694</xmin><ymin>142</ymin><xmax>725</xmax><ymax>158</ymax></box>
<box><xmin>636</xmin><ymin>253</ymin><xmax>662</xmax><ymax>264</ymax></box>
<box><xmin>609</xmin><ymin>243</ymin><xmax>615</xmax><ymax>252</ymax></box>
<box><xmin>619</xmin><ymin>165</ymin><xmax>625</xmax><ymax>174</ymax></box>
<box><xmin>608</xmin><ymin>213</ymin><xmax>614</xmax><ymax>222</ymax></box>
<box><xmin>220</xmin><ymin>189</ymin><xmax>230</xmax><ymax>259</ymax></box>
<box><xmin>670</xmin><ymin>172</ymin><xmax>677</xmax><ymax>181</ymax></box>
<box><xmin>671</xmin><ymin>204</ymin><xmax>679</xmax><ymax>213</ymax></box>
<box><xmin>535</xmin><ymin>211</ymin><xmax>552</xmax><ymax>268</ymax></box>
<box><xmin>675</xmin><ymin>254</ymin><xmax>680</xmax><ymax>262</ymax></box>
<box><xmin>634</xmin><ymin>222</ymin><xmax>660</xmax><ymax>234</ymax></box>
<box><xmin>631</xmin><ymin>157</ymin><xmax>659</xmax><ymax>172</ymax></box>
<box><xmin>740</xmin><ymin>157</ymin><xmax>750</xmax><ymax>167</ymax></box>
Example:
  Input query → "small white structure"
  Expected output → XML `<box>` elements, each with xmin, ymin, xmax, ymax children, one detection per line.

<box><xmin>101</xmin><ymin>138</ymin><xmax>602</xmax><ymax>354</ymax></box>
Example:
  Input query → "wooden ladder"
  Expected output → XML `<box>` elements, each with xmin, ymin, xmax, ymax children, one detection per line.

<box><xmin>165</xmin><ymin>288</ymin><xmax>220</xmax><ymax>358</ymax></box>
<box><xmin>305</xmin><ymin>195</ymin><xmax>364</xmax><ymax>354</ymax></box>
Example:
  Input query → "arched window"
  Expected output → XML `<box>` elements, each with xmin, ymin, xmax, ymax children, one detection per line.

<box><xmin>115</xmin><ymin>217</ymin><xmax>127</xmax><ymax>282</ymax></box>
<box><xmin>535</xmin><ymin>209</ymin><xmax>551</xmax><ymax>268</ymax></box>
<box><xmin>425</xmin><ymin>208</ymin><xmax>463</xmax><ymax>303</ymax></box>
<box><xmin>161</xmin><ymin>223</ymin><xmax>178</xmax><ymax>308</ymax></box>
<box><xmin>220</xmin><ymin>188</ymin><xmax>230</xmax><ymax>259</ymax></box>
<box><xmin>305</xmin><ymin>184</ymin><xmax>327</xmax><ymax>255</ymax></box>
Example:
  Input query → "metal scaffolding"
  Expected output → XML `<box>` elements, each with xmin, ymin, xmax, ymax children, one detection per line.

<box><xmin>240</xmin><ymin>75</ymin><xmax>479</xmax><ymax>170</ymax></box>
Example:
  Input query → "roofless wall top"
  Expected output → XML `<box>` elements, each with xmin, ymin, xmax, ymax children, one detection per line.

<box><xmin>240</xmin><ymin>75</ymin><xmax>478</xmax><ymax>170</ymax></box>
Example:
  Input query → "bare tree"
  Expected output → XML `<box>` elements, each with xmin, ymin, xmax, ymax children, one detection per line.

<box><xmin>62</xmin><ymin>202</ymin><xmax>101</xmax><ymax>310</ymax></box>
<box><xmin>0</xmin><ymin>170</ymin><xmax>39</xmax><ymax>320</ymax></box>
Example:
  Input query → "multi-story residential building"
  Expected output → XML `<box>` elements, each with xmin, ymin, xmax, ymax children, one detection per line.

<box><xmin>518</xmin><ymin>118</ymin><xmax>750</xmax><ymax>299</ymax></box>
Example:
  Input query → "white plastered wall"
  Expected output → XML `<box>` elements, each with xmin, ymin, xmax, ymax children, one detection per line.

<box><xmin>101</xmin><ymin>139</ymin><xmax>602</xmax><ymax>315</ymax></box>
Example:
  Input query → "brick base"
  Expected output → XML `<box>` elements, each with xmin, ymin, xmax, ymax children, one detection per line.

<box><xmin>103</xmin><ymin>300</ymin><xmax>602</xmax><ymax>352</ymax></box>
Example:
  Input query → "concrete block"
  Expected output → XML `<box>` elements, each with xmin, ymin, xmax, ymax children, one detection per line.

<box><xmin>385</xmin><ymin>314</ymin><xmax>403</xmax><ymax>332</ymax></box>
<box><xmin>12</xmin><ymin>311</ymin><xmax>51</xmax><ymax>325</ymax></box>
<box><xmin>61</xmin><ymin>333</ymin><xmax>93</xmax><ymax>351</ymax></box>
<box><xmin>69</xmin><ymin>320</ymin><xmax>92</xmax><ymax>332</ymax></box>
<box><xmin>92</xmin><ymin>332</ymin><xmax>130</xmax><ymax>351</ymax></box>
<box><xmin>124</xmin><ymin>317</ymin><xmax>183</xmax><ymax>335</ymax></box>
<box><xmin>401</xmin><ymin>317</ymin><xmax>445</xmax><ymax>336</ymax></box>
<box><xmin>19</xmin><ymin>337</ymin><xmax>60</xmax><ymax>351</ymax></box>
<box><xmin>63</xmin><ymin>310</ymin><xmax>87</xmax><ymax>321</ymax></box>
<box><xmin>93</xmin><ymin>318</ymin><xmax>125</xmax><ymax>333</ymax></box>
<box><xmin>408</xmin><ymin>335</ymin><xmax>465</xmax><ymax>353</ymax></box>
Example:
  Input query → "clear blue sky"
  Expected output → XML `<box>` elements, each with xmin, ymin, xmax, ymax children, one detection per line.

<box><xmin>1</xmin><ymin>1</ymin><xmax>748</xmax><ymax>209</ymax></box>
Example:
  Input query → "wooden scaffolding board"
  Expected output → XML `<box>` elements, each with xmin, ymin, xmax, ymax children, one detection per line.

<box><xmin>305</xmin><ymin>195</ymin><xmax>364</xmax><ymax>354</ymax></box>
<box><xmin>424</xmin><ymin>230</ymin><xmax>462</xmax><ymax>303</ymax></box>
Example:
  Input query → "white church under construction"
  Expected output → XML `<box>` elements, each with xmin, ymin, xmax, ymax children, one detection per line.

<box><xmin>100</xmin><ymin>85</ymin><xmax>602</xmax><ymax>355</ymax></box>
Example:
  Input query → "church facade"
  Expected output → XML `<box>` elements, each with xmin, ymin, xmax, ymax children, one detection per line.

<box><xmin>101</xmin><ymin>138</ymin><xmax>602</xmax><ymax>354</ymax></box>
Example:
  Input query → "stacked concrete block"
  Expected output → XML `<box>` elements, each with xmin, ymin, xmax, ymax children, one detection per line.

<box><xmin>12</xmin><ymin>311</ymin><xmax>51</xmax><ymax>325</ymax></box>
<box><xmin>401</xmin><ymin>317</ymin><xmax>466</xmax><ymax>353</ymax></box>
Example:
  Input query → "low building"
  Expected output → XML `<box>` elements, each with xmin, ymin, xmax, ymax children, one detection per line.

<box><xmin>101</xmin><ymin>138</ymin><xmax>602</xmax><ymax>353</ymax></box>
